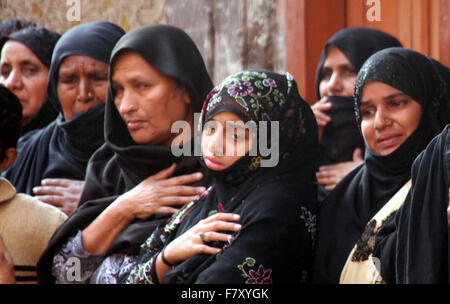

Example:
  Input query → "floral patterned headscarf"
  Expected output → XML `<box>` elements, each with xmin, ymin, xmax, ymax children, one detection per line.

<box><xmin>199</xmin><ymin>69</ymin><xmax>317</xmax><ymax>186</ymax></box>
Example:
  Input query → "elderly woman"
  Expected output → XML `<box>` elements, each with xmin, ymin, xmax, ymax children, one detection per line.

<box><xmin>312</xmin><ymin>27</ymin><xmax>402</xmax><ymax>200</ymax></box>
<box><xmin>312</xmin><ymin>47</ymin><xmax>450</xmax><ymax>284</ymax></box>
<box><xmin>1</xmin><ymin>21</ymin><xmax>125</xmax><ymax>216</ymax></box>
<box><xmin>0</xmin><ymin>26</ymin><xmax>60</xmax><ymax>135</ymax></box>
<box><xmin>37</xmin><ymin>24</ymin><xmax>213</xmax><ymax>284</ymax></box>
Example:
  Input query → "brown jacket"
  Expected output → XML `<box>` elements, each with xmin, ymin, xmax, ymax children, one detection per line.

<box><xmin>0</xmin><ymin>178</ymin><xmax>67</xmax><ymax>284</ymax></box>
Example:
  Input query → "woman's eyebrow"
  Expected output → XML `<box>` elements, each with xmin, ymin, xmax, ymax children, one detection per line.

<box><xmin>383</xmin><ymin>92</ymin><xmax>405</xmax><ymax>100</ymax></box>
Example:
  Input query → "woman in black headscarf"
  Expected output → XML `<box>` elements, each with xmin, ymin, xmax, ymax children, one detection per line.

<box><xmin>0</xmin><ymin>19</ymin><xmax>36</xmax><ymax>47</ymax></box>
<box><xmin>124</xmin><ymin>70</ymin><xmax>318</xmax><ymax>284</ymax></box>
<box><xmin>373</xmin><ymin>124</ymin><xmax>449</xmax><ymax>284</ymax></box>
<box><xmin>312</xmin><ymin>47</ymin><xmax>450</xmax><ymax>284</ymax></box>
<box><xmin>37</xmin><ymin>24</ymin><xmax>213</xmax><ymax>284</ymax></box>
<box><xmin>1</xmin><ymin>21</ymin><xmax>125</xmax><ymax>216</ymax></box>
<box><xmin>1</xmin><ymin>26</ymin><xmax>60</xmax><ymax>135</ymax></box>
<box><xmin>313</xmin><ymin>27</ymin><xmax>403</xmax><ymax>201</ymax></box>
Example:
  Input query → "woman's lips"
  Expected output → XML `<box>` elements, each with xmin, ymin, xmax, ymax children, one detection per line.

<box><xmin>127</xmin><ymin>120</ymin><xmax>145</xmax><ymax>131</ymax></box>
<box><xmin>376</xmin><ymin>134</ymin><xmax>404</xmax><ymax>149</ymax></box>
<box><xmin>204</xmin><ymin>156</ymin><xmax>226</xmax><ymax>170</ymax></box>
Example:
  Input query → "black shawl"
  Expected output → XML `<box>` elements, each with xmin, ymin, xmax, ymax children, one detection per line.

<box><xmin>37</xmin><ymin>24</ymin><xmax>213</xmax><ymax>284</ymax></box>
<box><xmin>312</xmin><ymin>48</ymin><xmax>450</xmax><ymax>283</ymax></box>
<box><xmin>373</xmin><ymin>125</ymin><xmax>450</xmax><ymax>284</ymax></box>
<box><xmin>316</xmin><ymin>27</ymin><xmax>403</xmax><ymax>201</ymax></box>
<box><xmin>124</xmin><ymin>70</ymin><xmax>319</xmax><ymax>284</ymax></box>
<box><xmin>1</xmin><ymin>21</ymin><xmax>125</xmax><ymax>195</ymax></box>
<box><xmin>0</xmin><ymin>19</ymin><xmax>36</xmax><ymax>48</ymax></box>
<box><xmin>3</xmin><ymin>26</ymin><xmax>61</xmax><ymax>135</ymax></box>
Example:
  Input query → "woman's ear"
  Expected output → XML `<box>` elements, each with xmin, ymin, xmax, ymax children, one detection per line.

<box><xmin>0</xmin><ymin>148</ymin><xmax>18</xmax><ymax>173</ymax></box>
<box><xmin>181</xmin><ymin>85</ymin><xmax>192</xmax><ymax>105</ymax></box>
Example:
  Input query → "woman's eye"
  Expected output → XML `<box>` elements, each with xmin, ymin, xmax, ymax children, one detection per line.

<box><xmin>0</xmin><ymin>68</ymin><xmax>10</xmax><ymax>78</ymax></box>
<box><xmin>360</xmin><ymin>108</ymin><xmax>373</xmax><ymax>117</ymax></box>
<box><xmin>136</xmin><ymin>82</ymin><xmax>149</xmax><ymax>89</ymax></box>
<box><xmin>342</xmin><ymin>68</ymin><xmax>356</xmax><ymax>76</ymax></box>
<box><xmin>203</xmin><ymin>124</ymin><xmax>215</xmax><ymax>135</ymax></box>
<box><xmin>61</xmin><ymin>77</ymin><xmax>75</xmax><ymax>84</ymax></box>
<box><xmin>390</xmin><ymin>100</ymin><xmax>405</xmax><ymax>107</ymax></box>
<box><xmin>23</xmin><ymin>65</ymin><xmax>39</xmax><ymax>76</ymax></box>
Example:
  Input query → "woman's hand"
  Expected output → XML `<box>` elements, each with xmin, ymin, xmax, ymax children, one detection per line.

<box><xmin>162</xmin><ymin>213</ymin><xmax>242</xmax><ymax>265</ymax></box>
<box><xmin>115</xmin><ymin>163</ymin><xmax>206</xmax><ymax>220</ymax></box>
<box><xmin>82</xmin><ymin>163</ymin><xmax>205</xmax><ymax>255</ymax></box>
<box><xmin>33</xmin><ymin>179</ymin><xmax>85</xmax><ymax>216</ymax></box>
<box><xmin>311</xmin><ymin>96</ymin><xmax>332</xmax><ymax>140</ymax></box>
<box><xmin>0</xmin><ymin>236</ymin><xmax>15</xmax><ymax>284</ymax></box>
<box><xmin>316</xmin><ymin>148</ymin><xmax>364</xmax><ymax>190</ymax></box>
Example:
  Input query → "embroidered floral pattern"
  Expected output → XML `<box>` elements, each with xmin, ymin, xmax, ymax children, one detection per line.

<box><xmin>237</xmin><ymin>257</ymin><xmax>273</xmax><ymax>284</ymax></box>
<box><xmin>300</xmin><ymin>207</ymin><xmax>317</xmax><ymax>243</ymax></box>
<box><xmin>228</xmin><ymin>81</ymin><xmax>254</xmax><ymax>97</ymax></box>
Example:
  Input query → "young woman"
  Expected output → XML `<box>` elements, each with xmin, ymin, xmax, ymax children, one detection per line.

<box><xmin>124</xmin><ymin>70</ymin><xmax>318</xmax><ymax>284</ymax></box>
<box><xmin>312</xmin><ymin>47</ymin><xmax>450</xmax><ymax>284</ymax></box>
<box><xmin>312</xmin><ymin>27</ymin><xmax>402</xmax><ymax>200</ymax></box>
<box><xmin>37</xmin><ymin>24</ymin><xmax>213</xmax><ymax>284</ymax></box>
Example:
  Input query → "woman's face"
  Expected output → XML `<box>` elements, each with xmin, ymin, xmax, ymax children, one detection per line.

<box><xmin>57</xmin><ymin>55</ymin><xmax>108</xmax><ymax>121</ymax></box>
<box><xmin>201</xmin><ymin>111</ymin><xmax>253</xmax><ymax>171</ymax></box>
<box><xmin>319</xmin><ymin>46</ymin><xmax>357</xmax><ymax>98</ymax></box>
<box><xmin>0</xmin><ymin>40</ymin><xmax>49</xmax><ymax>125</ymax></box>
<box><xmin>111</xmin><ymin>51</ymin><xmax>193</xmax><ymax>146</ymax></box>
<box><xmin>360</xmin><ymin>81</ymin><xmax>422</xmax><ymax>156</ymax></box>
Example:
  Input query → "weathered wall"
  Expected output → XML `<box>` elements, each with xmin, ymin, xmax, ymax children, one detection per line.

<box><xmin>0</xmin><ymin>0</ymin><xmax>286</xmax><ymax>85</ymax></box>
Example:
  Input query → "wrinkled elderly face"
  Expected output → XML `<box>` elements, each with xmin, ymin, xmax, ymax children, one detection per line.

<box><xmin>111</xmin><ymin>51</ymin><xmax>193</xmax><ymax>146</ymax></box>
<box><xmin>319</xmin><ymin>46</ymin><xmax>357</xmax><ymax>98</ymax></box>
<box><xmin>360</xmin><ymin>81</ymin><xmax>422</xmax><ymax>156</ymax></box>
<box><xmin>56</xmin><ymin>55</ymin><xmax>108</xmax><ymax>121</ymax></box>
<box><xmin>0</xmin><ymin>40</ymin><xmax>49</xmax><ymax>125</ymax></box>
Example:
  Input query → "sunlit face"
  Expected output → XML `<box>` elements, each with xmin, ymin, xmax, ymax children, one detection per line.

<box><xmin>360</xmin><ymin>81</ymin><xmax>422</xmax><ymax>156</ymax></box>
<box><xmin>111</xmin><ymin>51</ymin><xmax>193</xmax><ymax>146</ymax></box>
<box><xmin>57</xmin><ymin>55</ymin><xmax>108</xmax><ymax>121</ymax></box>
<box><xmin>319</xmin><ymin>46</ymin><xmax>357</xmax><ymax>97</ymax></box>
<box><xmin>0</xmin><ymin>40</ymin><xmax>49</xmax><ymax>125</ymax></box>
<box><xmin>201</xmin><ymin>111</ymin><xmax>253</xmax><ymax>171</ymax></box>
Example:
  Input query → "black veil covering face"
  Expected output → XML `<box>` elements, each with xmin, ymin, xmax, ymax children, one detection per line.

<box><xmin>124</xmin><ymin>70</ymin><xmax>319</xmax><ymax>284</ymax></box>
<box><xmin>1</xmin><ymin>21</ymin><xmax>125</xmax><ymax>195</ymax></box>
<box><xmin>315</xmin><ymin>27</ymin><xmax>403</xmax><ymax>201</ymax></box>
<box><xmin>373</xmin><ymin>125</ymin><xmax>450</xmax><ymax>284</ymax></box>
<box><xmin>37</xmin><ymin>24</ymin><xmax>213</xmax><ymax>284</ymax></box>
<box><xmin>312</xmin><ymin>47</ymin><xmax>450</xmax><ymax>283</ymax></box>
<box><xmin>5</xmin><ymin>26</ymin><xmax>61</xmax><ymax>135</ymax></box>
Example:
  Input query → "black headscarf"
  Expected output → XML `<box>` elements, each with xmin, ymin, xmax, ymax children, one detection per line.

<box><xmin>1</xmin><ymin>21</ymin><xmax>125</xmax><ymax>195</ymax></box>
<box><xmin>0</xmin><ymin>85</ymin><xmax>22</xmax><ymax>157</ymax></box>
<box><xmin>124</xmin><ymin>70</ymin><xmax>319</xmax><ymax>284</ymax></box>
<box><xmin>37</xmin><ymin>24</ymin><xmax>213</xmax><ymax>284</ymax></box>
<box><xmin>0</xmin><ymin>19</ymin><xmax>36</xmax><ymax>48</ymax></box>
<box><xmin>4</xmin><ymin>26</ymin><xmax>61</xmax><ymax>135</ymax></box>
<box><xmin>312</xmin><ymin>48</ymin><xmax>450</xmax><ymax>283</ymax></box>
<box><xmin>316</xmin><ymin>27</ymin><xmax>403</xmax><ymax>201</ymax></box>
<box><xmin>373</xmin><ymin>124</ymin><xmax>450</xmax><ymax>284</ymax></box>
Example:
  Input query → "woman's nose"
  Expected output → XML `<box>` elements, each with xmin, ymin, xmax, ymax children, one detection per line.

<box><xmin>3</xmin><ymin>70</ymin><xmax>22</xmax><ymax>91</ymax></box>
<box><xmin>326</xmin><ymin>72</ymin><xmax>343</xmax><ymax>95</ymax></box>
<box><xmin>76</xmin><ymin>79</ymin><xmax>93</xmax><ymax>103</ymax></box>
<box><xmin>207</xmin><ymin>131</ymin><xmax>224</xmax><ymax>156</ymax></box>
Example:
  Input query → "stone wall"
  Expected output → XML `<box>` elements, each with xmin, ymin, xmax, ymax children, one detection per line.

<box><xmin>0</xmin><ymin>0</ymin><xmax>285</xmax><ymax>84</ymax></box>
